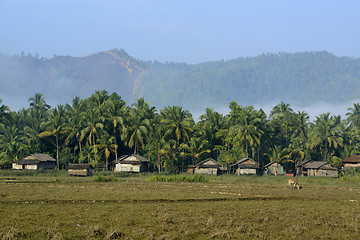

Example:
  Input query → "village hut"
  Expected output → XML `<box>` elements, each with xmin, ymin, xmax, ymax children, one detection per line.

<box><xmin>295</xmin><ymin>159</ymin><xmax>314</xmax><ymax>176</ymax></box>
<box><xmin>342</xmin><ymin>155</ymin><xmax>360</xmax><ymax>169</ymax></box>
<box><xmin>12</xmin><ymin>153</ymin><xmax>56</xmax><ymax>170</ymax></box>
<box><xmin>230</xmin><ymin>158</ymin><xmax>260</xmax><ymax>175</ymax></box>
<box><xmin>193</xmin><ymin>158</ymin><xmax>222</xmax><ymax>175</ymax></box>
<box><xmin>306</xmin><ymin>161</ymin><xmax>338</xmax><ymax>177</ymax></box>
<box><xmin>114</xmin><ymin>154</ymin><xmax>149</xmax><ymax>173</ymax></box>
<box><xmin>67</xmin><ymin>164</ymin><xmax>93</xmax><ymax>176</ymax></box>
<box><xmin>264</xmin><ymin>162</ymin><xmax>284</xmax><ymax>175</ymax></box>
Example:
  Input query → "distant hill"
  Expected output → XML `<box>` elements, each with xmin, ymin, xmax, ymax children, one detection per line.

<box><xmin>1</xmin><ymin>49</ymin><xmax>360</xmax><ymax>110</ymax></box>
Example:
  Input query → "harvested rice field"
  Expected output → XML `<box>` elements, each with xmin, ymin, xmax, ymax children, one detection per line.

<box><xmin>0</xmin><ymin>174</ymin><xmax>359</xmax><ymax>239</ymax></box>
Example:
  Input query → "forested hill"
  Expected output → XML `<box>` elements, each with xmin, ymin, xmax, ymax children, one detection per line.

<box><xmin>1</xmin><ymin>49</ymin><xmax>360</xmax><ymax>110</ymax></box>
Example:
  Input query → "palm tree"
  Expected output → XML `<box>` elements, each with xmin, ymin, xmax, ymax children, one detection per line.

<box><xmin>65</xmin><ymin>97</ymin><xmax>85</xmax><ymax>155</ymax></box>
<box><xmin>181</xmin><ymin>137</ymin><xmax>210</xmax><ymax>166</ymax></box>
<box><xmin>161</xmin><ymin>106</ymin><xmax>194</xmax><ymax>146</ymax></box>
<box><xmin>127</xmin><ymin>108</ymin><xmax>150</xmax><ymax>154</ymax></box>
<box><xmin>294</xmin><ymin>111</ymin><xmax>310</xmax><ymax>139</ymax></box>
<box><xmin>230</xmin><ymin>111</ymin><xmax>263</xmax><ymax>158</ymax></box>
<box><xmin>104</xmin><ymin>99</ymin><xmax>127</xmax><ymax>161</ymax></box>
<box><xmin>310</xmin><ymin>113</ymin><xmax>343</xmax><ymax>161</ymax></box>
<box><xmin>0</xmin><ymin>99</ymin><xmax>10</xmax><ymax>124</ymax></box>
<box><xmin>146</xmin><ymin>125</ymin><xmax>169</xmax><ymax>172</ymax></box>
<box><xmin>39</xmin><ymin>105</ymin><xmax>68</xmax><ymax>168</ymax></box>
<box><xmin>346</xmin><ymin>103</ymin><xmax>360</xmax><ymax>129</ymax></box>
<box><xmin>265</xmin><ymin>145</ymin><xmax>292</xmax><ymax>175</ymax></box>
<box><xmin>95</xmin><ymin>131</ymin><xmax>117</xmax><ymax>171</ymax></box>
<box><xmin>28</xmin><ymin>93</ymin><xmax>50</xmax><ymax>120</ymax></box>
<box><xmin>0</xmin><ymin>111</ymin><xmax>27</xmax><ymax>163</ymax></box>
<box><xmin>90</xmin><ymin>90</ymin><xmax>109</xmax><ymax>113</ymax></box>
<box><xmin>81</xmin><ymin>108</ymin><xmax>104</xmax><ymax>165</ymax></box>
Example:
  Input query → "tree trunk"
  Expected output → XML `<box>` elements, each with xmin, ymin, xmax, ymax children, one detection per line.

<box><xmin>157</xmin><ymin>152</ymin><xmax>161</xmax><ymax>173</ymax></box>
<box><xmin>56</xmin><ymin>134</ymin><xmax>59</xmax><ymax>169</ymax></box>
<box><xmin>93</xmin><ymin>133</ymin><xmax>97</xmax><ymax>167</ymax></box>
<box><xmin>114</xmin><ymin>128</ymin><xmax>118</xmax><ymax>161</ymax></box>
<box><xmin>105</xmin><ymin>154</ymin><xmax>108</xmax><ymax>171</ymax></box>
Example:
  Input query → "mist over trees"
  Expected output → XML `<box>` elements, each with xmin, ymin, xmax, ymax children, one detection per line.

<box><xmin>1</xmin><ymin>50</ymin><xmax>360</xmax><ymax>111</ymax></box>
<box><xmin>1</xmin><ymin>91</ymin><xmax>359</xmax><ymax>173</ymax></box>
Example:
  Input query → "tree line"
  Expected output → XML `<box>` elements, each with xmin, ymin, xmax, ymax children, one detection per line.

<box><xmin>1</xmin><ymin>90</ymin><xmax>360</xmax><ymax>173</ymax></box>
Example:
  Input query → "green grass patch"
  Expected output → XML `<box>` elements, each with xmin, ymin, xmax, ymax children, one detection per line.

<box><xmin>149</xmin><ymin>174</ymin><xmax>208</xmax><ymax>182</ymax></box>
<box><xmin>93</xmin><ymin>174</ymin><xmax>118</xmax><ymax>182</ymax></box>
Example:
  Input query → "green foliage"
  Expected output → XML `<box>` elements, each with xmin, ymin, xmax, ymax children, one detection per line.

<box><xmin>339</xmin><ymin>168</ymin><xmax>360</xmax><ymax>181</ymax></box>
<box><xmin>149</xmin><ymin>174</ymin><xmax>208</xmax><ymax>182</ymax></box>
<box><xmin>93</xmin><ymin>174</ymin><xmax>118</xmax><ymax>182</ymax></box>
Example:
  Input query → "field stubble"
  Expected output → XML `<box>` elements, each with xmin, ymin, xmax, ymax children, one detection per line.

<box><xmin>0</xmin><ymin>175</ymin><xmax>359</xmax><ymax>239</ymax></box>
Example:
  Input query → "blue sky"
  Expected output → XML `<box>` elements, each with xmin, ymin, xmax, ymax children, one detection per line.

<box><xmin>0</xmin><ymin>0</ymin><xmax>359</xmax><ymax>63</ymax></box>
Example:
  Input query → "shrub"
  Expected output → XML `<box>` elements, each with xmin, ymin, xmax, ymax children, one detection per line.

<box><xmin>93</xmin><ymin>175</ymin><xmax>118</xmax><ymax>182</ymax></box>
<box><xmin>148</xmin><ymin>174</ymin><xmax>208</xmax><ymax>182</ymax></box>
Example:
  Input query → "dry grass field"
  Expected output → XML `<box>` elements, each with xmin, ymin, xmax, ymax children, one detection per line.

<box><xmin>0</xmin><ymin>173</ymin><xmax>359</xmax><ymax>239</ymax></box>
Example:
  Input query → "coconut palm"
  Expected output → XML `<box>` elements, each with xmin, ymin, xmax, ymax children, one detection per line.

<box><xmin>346</xmin><ymin>103</ymin><xmax>360</xmax><ymax>129</ymax></box>
<box><xmin>161</xmin><ymin>106</ymin><xmax>194</xmax><ymax>146</ymax></box>
<box><xmin>265</xmin><ymin>145</ymin><xmax>292</xmax><ymax>175</ymax></box>
<box><xmin>310</xmin><ymin>113</ymin><xmax>343</xmax><ymax>161</ymax></box>
<box><xmin>181</xmin><ymin>137</ymin><xmax>211</xmax><ymax>166</ymax></box>
<box><xmin>0</xmin><ymin>99</ymin><xmax>10</xmax><ymax>124</ymax></box>
<box><xmin>65</xmin><ymin>97</ymin><xmax>85</xmax><ymax>155</ymax></box>
<box><xmin>127</xmin><ymin>108</ymin><xmax>150</xmax><ymax>154</ymax></box>
<box><xmin>104</xmin><ymin>99</ymin><xmax>127</xmax><ymax>161</ymax></box>
<box><xmin>80</xmin><ymin>108</ymin><xmax>104</xmax><ymax>165</ymax></box>
<box><xmin>39</xmin><ymin>105</ymin><xmax>68</xmax><ymax>168</ymax></box>
<box><xmin>95</xmin><ymin>131</ymin><xmax>117</xmax><ymax>171</ymax></box>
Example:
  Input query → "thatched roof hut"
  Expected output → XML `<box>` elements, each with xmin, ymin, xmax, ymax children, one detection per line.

<box><xmin>306</xmin><ymin>161</ymin><xmax>338</xmax><ymax>177</ymax></box>
<box><xmin>230</xmin><ymin>158</ymin><xmax>260</xmax><ymax>175</ymax></box>
<box><xmin>295</xmin><ymin>159</ymin><xmax>314</xmax><ymax>176</ymax></box>
<box><xmin>342</xmin><ymin>155</ymin><xmax>360</xmax><ymax>169</ymax></box>
<box><xmin>264</xmin><ymin>162</ymin><xmax>284</xmax><ymax>175</ymax></box>
<box><xmin>114</xmin><ymin>154</ymin><xmax>149</xmax><ymax>173</ymax></box>
<box><xmin>12</xmin><ymin>153</ymin><xmax>56</xmax><ymax>170</ymax></box>
<box><xmin>67</xmin><ymin>164</ymin><xmax>93</xmax><ymax>176</ymax></box>
<box><xmin>194</xmin><ymin>158</ymin><xmax>222</xmax><ymax>175</ymax></box>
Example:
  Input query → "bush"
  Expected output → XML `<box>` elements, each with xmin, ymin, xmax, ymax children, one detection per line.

<box><xmin>339</xmin><ymin>168</ymin><xmax>360</xmax><ymax>180</ymax></box>
<box><xmin>148</xmin><ymin>174</ymin><xmax>208</xmax><ymax>182</ymax></box>
<box><xmin>93</xmin><ymin>174</ymin><xmax>118</xmax><ymax>182</ymax></box>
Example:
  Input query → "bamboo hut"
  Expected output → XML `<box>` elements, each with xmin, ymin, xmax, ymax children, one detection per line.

<box><xmin>12</xmin><ymin>153</ymin><xmax>56</xmax><ymax>170</ymax></box>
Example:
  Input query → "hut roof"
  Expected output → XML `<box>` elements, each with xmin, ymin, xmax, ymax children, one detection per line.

<box><xmin>306</xmin><ymin>161</ymin><xmax>337</xmax><ymax>170</ymax></box>
<box><xmin>229</xmin><ymin>158</ymin><xmax>259</xmax><ymax>168</ymax></box>
<box><xmin>14</xmin><ymin>153</ymin><xmax>56</xmax><ymax>165</ymax></box>
<box><xmin>116</xmin><ymin>154</ymin><xmax>149</xmax><ymax>163</ymax></box>
<box><xmin>343</xmin><ymin>155</ymin><xmax>360</xmax><ymax>163</ymax></box>
<box><xmin>67</xmin><ymin>164</ymin><xmax>93</xmax><ymax>170</ymax></box>
<box><xmin>194</xmin><ymin>158</ymin><xmax>221</xmax><ymax>168</ymax></box>
<box><xmin>238</xmin><ymin>163</ymin><xmax>260</xmax><ymax>169</ymax></box>
<box><xmin>264</xmin><ymin>162</ymin><xmax>282</xmax><ymax>168</ymax></box>
<box><xmin>296</xmin><ymin>159</ymin><xmax>314</xmax><ymax>167</ymax></box>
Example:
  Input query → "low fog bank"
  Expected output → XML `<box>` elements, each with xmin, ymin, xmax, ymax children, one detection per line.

<box><xmin>2</xmin><ymin>95</ymin><xmax>359</xmax><ymax>123</ymax></box>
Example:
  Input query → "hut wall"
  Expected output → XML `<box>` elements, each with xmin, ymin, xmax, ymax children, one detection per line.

<box><xmin>236</xmin><ymin>168</ymin><xmax>256</xmax><ymax>175</ymax></box>
<box><xmin>344</xmin><ymin>163</ymin><xmax>360</xmax><ymax>168</ymax></box>
<box><xmin>68</xmin><ymin>169</ymin><xmax>89</xmax><ymax>177</ymax></box>
<box><xmin>12</xmin><ymin>163</ymin><xmax>23</xmax><ymax>170</ymax></box>
<box><xmin>38</xmin><ymin>161</ymin><xmax>56</xmax><ymax>169</ymax></box>
<box><xmin>194</xmin><ymin>167</ymin><xmax>218</xmax><ymax>175</ymax></box>
<box><xmin>115</xmin><ymin>163</ymin><xmax>141</xmax><ymax>172</ymax></box>
<box><xmin>25</xmin><ymin>164</ymin><xmax>38</xmax><ymax>170</ymax></box>
<box><xmin>308</xmin><ymin>169</ymin><xmax>317</xmax><ymax>176</ymax></box>
<box><xmin>319</xmin><ymin>169</ymin><xmax>338</xmax><ymax>177</ymax></box>
<box><xmin>266</xmin><ymin>165</ymin><xmax>284</xmax><ymax>175</ymax></box>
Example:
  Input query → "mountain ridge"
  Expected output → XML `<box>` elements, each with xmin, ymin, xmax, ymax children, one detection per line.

<box><xmin>1</xmin><ymin>49</ymin><xmax>360</xmax><ymax>111</ymax></box>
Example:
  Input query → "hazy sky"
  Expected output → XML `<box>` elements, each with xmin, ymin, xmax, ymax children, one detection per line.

<box><xmin>1</xmin><ymin>0</ymin><xmax>359</xmax><ymax>63</ymax></box>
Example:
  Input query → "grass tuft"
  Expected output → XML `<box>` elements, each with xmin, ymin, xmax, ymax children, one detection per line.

<box><xmin>93</xmin><ymin>175</ymin><xmax>118</xmax><ymax>182</ymax></box>
<box><xmin>148</xmin><ymin>174</ymin><xmax>208</xmax><ymax>182</ymax></box>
